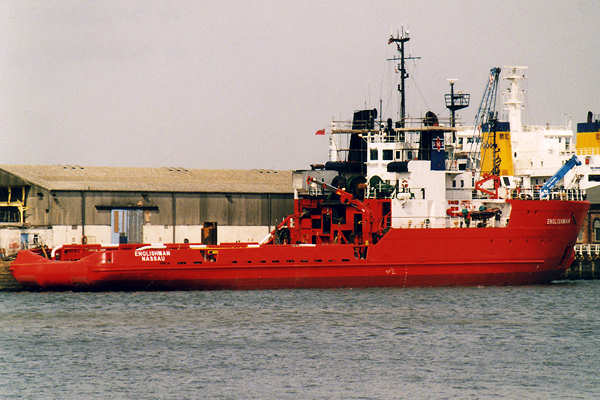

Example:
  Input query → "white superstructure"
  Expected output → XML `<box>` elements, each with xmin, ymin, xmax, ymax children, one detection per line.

<box><xmin>454</xmin><ymin>66</ymin><xmax>594</xmax><ymax>191</ymax></box>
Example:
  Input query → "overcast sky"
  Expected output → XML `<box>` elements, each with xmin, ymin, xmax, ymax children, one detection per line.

<box><xmin>1</xmin><ymin>0</ymin><xmax>599</xmax><ymax>170</ymax></box>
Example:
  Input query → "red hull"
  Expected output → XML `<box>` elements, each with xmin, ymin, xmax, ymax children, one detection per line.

<box><xmin>10</xmin><ymin>200</ymin><xmax>588</xmax><ymax>290</ymax></box>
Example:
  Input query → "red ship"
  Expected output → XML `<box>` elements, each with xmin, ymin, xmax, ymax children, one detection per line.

<box><xmin>10</xmin><ymin>191</ymin><xmax>588</xmax><ymax>290</ymax></box>
<box><xmin>10</xmin><ymin>34</ymin><xmax>590</xmax><ymax>290</ymax></box>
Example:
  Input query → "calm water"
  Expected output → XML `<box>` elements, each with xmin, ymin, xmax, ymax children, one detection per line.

<box><xmin>1</xmin><ymin>282</ymin><xmax>599</xmax><ymax>399</ymax></box>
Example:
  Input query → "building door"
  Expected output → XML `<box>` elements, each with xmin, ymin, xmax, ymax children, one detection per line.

<box><xmin>111</xmin><ymin>209</ymin><xmax>143</xmax><ymax>244</ymax></box>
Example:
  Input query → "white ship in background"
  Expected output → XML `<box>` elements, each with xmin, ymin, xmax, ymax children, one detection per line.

<box><xmin>452</xmin><ymin>66</ymin><xmax>600</xmax><ymax>192</ymax></box>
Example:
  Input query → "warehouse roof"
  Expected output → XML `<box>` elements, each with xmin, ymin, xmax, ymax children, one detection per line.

<box><xmin>0</xmin><ymin>165</ymin><xmax>293</xmax><ymax>194</ymax></box>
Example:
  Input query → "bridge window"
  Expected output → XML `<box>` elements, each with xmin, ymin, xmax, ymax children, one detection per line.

<box><xmin>383</xmin><ymin>150</ymin><xmax>393</xmax><ymax>160</ymax></box>
<box><xmin>370</xmin><ymin>149</ymin><xmax>378</xmax><ymax>161</ymax></box>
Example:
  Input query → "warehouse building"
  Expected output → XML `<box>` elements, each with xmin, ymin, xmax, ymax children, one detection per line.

<box><xmin>579</xmin><ymin>185</ymin><xmax>600</xmax><ymax>243</ymax></box>
<box><xmin>0</xmin><ymin>165</ymin><xmax>293</xmax><ymax>255</ymax></box>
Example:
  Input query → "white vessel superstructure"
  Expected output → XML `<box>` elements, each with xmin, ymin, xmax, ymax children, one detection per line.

<box><xmin>454</xmin><ymin>66</ymin><xmax>598</xmax><ymax>191</ymax></box>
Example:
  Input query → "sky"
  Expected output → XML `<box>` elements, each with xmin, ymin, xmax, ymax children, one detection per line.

<box><xmin>1</xmin><ymin>0</ymin><xmax>599</xmax><ymax>170</ymax></box>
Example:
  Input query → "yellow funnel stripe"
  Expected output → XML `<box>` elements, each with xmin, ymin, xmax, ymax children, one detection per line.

<box><xmin>481</xmin><ymin>131</ymin><xmax>514</xmax><ymax>176</ymax></box>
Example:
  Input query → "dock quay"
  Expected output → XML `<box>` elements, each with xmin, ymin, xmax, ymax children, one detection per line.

<box><xmin>0</xmin><ymin>260</ymin><xmax>21</xmax><ymax>291</ymax></box>
<box><xmin>565</xmin><ymin>244</ymin><xmax>600</xmax><ymax>280</ymax></box>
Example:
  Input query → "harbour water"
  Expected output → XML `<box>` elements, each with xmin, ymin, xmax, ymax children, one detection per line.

<box><xmin>1</xmin><ymin>282</ymin><xmax>599</xmax><ymax>399</ymax></box>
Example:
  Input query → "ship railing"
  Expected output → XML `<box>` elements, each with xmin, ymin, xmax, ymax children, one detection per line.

<box><xmin>575</xmin><ymin>148</ymin><xmax>600</xmax><ymax>156</ymax></box>
<box><xmin>470</xmin><ymin>187</ymin><xmax>586</xmax><ymax>201</ymax></box>
<box><xmin>392</xmin><ymin>215</ymin><xmax>505</xmax><ymax>229</ymax></box>
<box><xmin>307</xmin><ymin>186</ymin><xmax>326</xmax><ymax>196</ymax></box>
<box><xmin>575</xmin><ymin>244</ymin><xmax>600</xmax><ymax>258</ymax></box>
<box><xmin>559</xmin><ymin>148</ymin><xmax>574</xmax><ymax>155</ymax></box>
<box><xmin>522</xmin><ymin>124</ymin><xmax>572</xmax><ymax>132</ymax></box>
<box><xmin>331</xmin><ymin>117</ymin><xmax>454</xmax><ymax>129</ymax></box>
<box><xmin>366</xmin><ymin>187</ymin><xmax>426</xmax><ymax>200</ymax></box>
<box><xmin>392</xmin><ymin>216</ymin><xmax>444</xmax><ymax>229</ymax></box>
<box><xmin>547</xmin><ymin>189</ymin><xmax>586</xmax><ymax>201</ymax></box>
<box><xmin>516</xmin><ymin>188</ymin><xmax>586</xmax><ymax>201</ymax></box>
<box><xmin>331</xmin><ymin>119</ymin><xmax>455</xmax><ymax>138</ymax></box>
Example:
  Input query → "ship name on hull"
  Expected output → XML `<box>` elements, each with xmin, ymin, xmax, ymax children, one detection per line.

<box><xmin>546</xmin><ymin>218</ymin><xmax>571</xmax><ymax>225</ymax></box>
<box><xmin>134</xmin><ymin>250</ymin><xmax>171</xmax><ymax>262</ymax></box>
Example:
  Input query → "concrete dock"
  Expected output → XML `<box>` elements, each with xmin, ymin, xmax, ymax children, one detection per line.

<box><xmin>565</xmin><ymin>244</ymin><xmax>600</xmax><ymax>280</ymax></box>
<box><xmin>0</xmin><ymin>260</ymin><xmax>21</xmax><ymax>291</ymax></box>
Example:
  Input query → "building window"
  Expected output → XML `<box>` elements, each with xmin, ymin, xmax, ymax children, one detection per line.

<box><xmin>370</xmin><ymin>149</ymin><xmax>378</xmax><ymax>161</ymax></box>
<box><xmin>383</xmin><ymin>150</ymin><xmax>393</xmax><ymax>160</ymax></box>
<box><xmin>0</xmin><ymin>186</ymin><xmax>27</xmax><ymax>224</ymax></box>
<box><xmin>0</xmin><ymin>207</ymin><xmax>21</xmax><ymax>223</ymax></box>
<box><xmin>594</xmin><ymin>218</ymin><xmax>600</xmax><ymax>242</ymax></box>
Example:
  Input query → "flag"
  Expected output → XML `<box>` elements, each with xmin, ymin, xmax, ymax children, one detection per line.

<box><xmin>315</xmin><ymin>129</ymin><xmax>325</xmax><ymax>135</ymax></box>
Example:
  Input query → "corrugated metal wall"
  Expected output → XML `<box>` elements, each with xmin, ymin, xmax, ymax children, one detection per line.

<box><xmin>21</xmin><ymin>190</ymin><xmax>293</xmax><ymax>227</ymax></box>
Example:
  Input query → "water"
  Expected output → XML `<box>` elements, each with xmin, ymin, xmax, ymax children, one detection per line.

<box><xmin>1</xmin><ymin>282</ymin><xmax>599</xmax><ymax>399</ymax></box>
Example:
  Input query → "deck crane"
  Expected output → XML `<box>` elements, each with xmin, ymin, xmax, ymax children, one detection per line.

<box><xmin>472</xmin><ymin>67</ymin><xmax>502</xmax><ymax>199</ymax></box>
<box><xmin>540</xmin><ymin>155</ymin><xmax>582</xmax><ymax>199</ymax></box>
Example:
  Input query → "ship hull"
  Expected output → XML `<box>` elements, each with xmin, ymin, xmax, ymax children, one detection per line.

<box><xmin>10</xmin><ymin>200</ymin><xmax>588</xmax><ymax>291</ymax></box>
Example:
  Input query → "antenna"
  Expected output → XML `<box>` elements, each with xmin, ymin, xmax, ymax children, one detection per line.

<box><xmin>387</xmin><ymin>27</ymin><xmax>421</xmax><ymax>127</ymax></box>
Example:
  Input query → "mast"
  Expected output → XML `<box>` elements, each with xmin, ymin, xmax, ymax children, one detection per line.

<box><xmin>387</xmin><ymin>29</ymin><xmax>420</xmax><ymax>127</ymax></box>
<box><xmin>445</xmin><ymin>79</ymin><xmax>470</xmax><ymax>128</ymax></box>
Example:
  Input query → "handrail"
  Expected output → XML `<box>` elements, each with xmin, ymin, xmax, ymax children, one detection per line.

<box><xmin>576</xmin><ymin>148</ymin><xmax>600</xmax><ymax>155</ymax></box>
<box><xmin>575</xmin><ymin>244</ymin><xmax>600</xmax><ymax>257</ymax></box>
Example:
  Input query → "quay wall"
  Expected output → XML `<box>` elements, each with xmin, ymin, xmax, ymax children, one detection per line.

<box><xmin>565</xmin><ymin>244</ymin><xmax>600</xmax><ymax>280</ymax></box>
<box><xmin>0</xmin><ymin>261</ymin><xmax>20</xmax><ymax>291</ymax></box>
